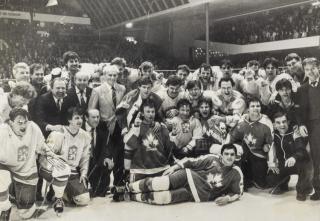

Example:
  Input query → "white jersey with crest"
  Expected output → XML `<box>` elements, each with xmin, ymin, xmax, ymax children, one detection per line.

<box><xmin>46</xmin><ymin>127</ymin><xmax>91</xmax><ymax>176</ymax></box>
<box><xmin>0</xmin><ymin>122</ymin><xmax>45</xmax><ymax>185</ymax></box>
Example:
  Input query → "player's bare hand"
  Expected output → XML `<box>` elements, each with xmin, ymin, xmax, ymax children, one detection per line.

<box><xmin>285</xmin><ymin>157</ymin><xmax>296</xmax><ymax>167</ymax></box>
<box><xmin>103</xmin><ymin>158</ymin><xmax>114</xmax><ymax>170</ymax></box>
<box><xmin>268</xmin><ymin>166</ymin><xmax>279</xmax><ymax>174</ymax></box>
<box><xmin>299</xmin><ymin>125</ymin><xmax>308</xmax><ymax>137</ymax></box>
<box><xmin>215</xmin><ymin>196</ymin><xmax>230</xmax><ymax>206</ymax></box>
<box><xmin>79</xmin><ymin>175</ymin><xmax>88</xmax><ymax>189</ymax></box>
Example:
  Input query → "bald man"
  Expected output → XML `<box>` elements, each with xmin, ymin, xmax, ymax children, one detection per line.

<box><xmin>88</xmin><ymin>65</ymin><xmax>126</xmax><ymax>190</ymax></box>
<box><xmin>64</xmin><ymin>71</ymin><xmax>92</xmax><ymax>112</ymax></box>
<box><xmin>84</xmin><ymin>109</ymin><xmax>114</xmax><ymax>197</ymax></box>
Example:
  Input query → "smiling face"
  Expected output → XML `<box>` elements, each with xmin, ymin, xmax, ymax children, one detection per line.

<box><xmin>86</xmin><ymin>109</ymin><xmax>100</xmax><ymax>129</ymax></box>
<box><xmin>274</xmin><ymin>115</ymin><xmax>289</xmax><ymax>135</ymax></box>
<box><xmin>178</xmin><ymin>105</ymin><xmax>191</xmax><ymax>120</ymax></box>
<box><xmin>167</xmin><ymin>85</ymin><xmax>180</xmax><ymax>98</ymax></box>
<box><xmin>10</xmin><ymin>115</ymin><xmax>28</xmax><ymax>137</ymax></box>
<box><xmin>142</xmin><ymin>106</ymin><xmax>155</xmax><ymax>124</ymax></box>
<box><xmin>66</xmin><ymin>58</ymin><xmax>80</xmax><ymax>72</ymax></box>
<box><xmin>14</xmin><ymin>67</ymin><xmax>30</xmax><ymax>82</ymax></box>
<box><xmin>69</xmin><ymin>114</ymin><xmax>83</xmax><ymax>130</ymax></box>
<box><xmin>199</xmin><ymin>102</ymin><xmax>211</xmax><ymax>118</ymax></box>
<box><xmin>31</xmin><ymin>67</ymin><xmax>44</xmax><ymax>84</ymax></box>
<box><xmin>221</xmin><ymin>148</ymin><xmax>236</xmax><ymax>167</ymax></box>
<box><xmin>52</xmin><ymin>80</ymin><xmax>67</xmax><ymax>99</ymax></box>
<box><xmin>304</xmin><ymin>63</ymin><xmax>320</xmax><ymax>82</ymax></box>
<box><xmin>139</xmin><ymin>84</ymin><xmax>152</xmax><ymax>99</ymax></box>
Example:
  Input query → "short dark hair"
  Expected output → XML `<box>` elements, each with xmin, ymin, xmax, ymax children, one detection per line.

<box><xmin>166</xmin><ymin>75</ymin><xmax>182</xmax><ymax>87</ymax></box>
<box><xmin>140</xmin><ymin>98</ymin><xmax>156</xmax><ymax>112</ymax></box>
<box><xmin>30</xmin><ymin>63</ymin><xmax>44</xmax><ymax>75</ymax></box>
<box><xmin>177</xmin><ymin>98</ymin><xmax>191</xmax><ymax>109</ymax></box>
<box><xmin>275</xmin><ymin>78</ymin><xmax>292</xmax><ymax>91</ymax></box>
<box><xmin>9</xmin><ymin>108</ymin><xmax>29</xmax><ymax>121</ymax></box>
<box><xmin>263</xmin><ymin>57</ymin><xmax>279</xmax><ymax>69</ymax></box>
<box><xmin>199</xmin><ymin>63</ymin><xmax>213</xmax><ymax>76</ymax></box>
<box><xmin>186</xmin><ymin>80</ymin><xmax>201</xmax><ymax>90</ymax></box>
<box><xmin>177</xmin><ymin>64</ymin><xmax>190</xmax><ymax>74</ymax></box>
<box><xmin>63</xmin><ymin>51</ymin><xmax>79</xmax><ymax>65</ymax></box>
<box><xmin>220</xmin><ymin>59</ymin><xmax>232</xmax><ymax>68</ymax></box>
<box><xmin>139</xmin><ymin>61</ymin><xmax>154</xmax><ymax>72</ymax></box>
<box><xmin>138</xmin><ymin>76</ymin><xmax>153</xmax><ymax>87</ymax></box>
<box><xmin>221</xmin><ymin>143</ymin><xmax>237</xmax><ymax>156</ymax></box>
<box><xmin>198</xmin><ymin>97</ymin><xmax>213</xmax><ymax>110</ymax></box>
<box><xmin>285</xmin><ymin>53</ymin><xmax>301</xmax><ymax>63</ymax></box>
<box><xmin>247</xmin><ymin>60</ymin><xmax>260</xmax><ymax>67</ymax></box>
<box><xmin>272</xmin><ymin>111</ymin><xmax>287</xmax><ymax>123</ymax></box>
<box><xmin>247</xmin><ymin>97</ymin><xmax>261</xmax><ymax>107</ymax></box>
<box><xmin>66</xmin><ymin>107</ymin><xmax>84</xmax><ymax>121</ymax></box>
<box><xmin>111</xmin><ymin>57</ymin><xmax>126</xmax><ymax>67</ymax></box>
<box><xmin>219</xmin><ymin>77</ymin><xmax>235</xmax><ymax>87</ymax></box>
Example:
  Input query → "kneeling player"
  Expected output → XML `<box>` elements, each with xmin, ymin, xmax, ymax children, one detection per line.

<box><xmin>0</xmin><ymin>108</ymin><xmax>65</xmax><ymax>220</ymax></box>
<box><xmin>129</xmin><ymin>144</ymin><xmax>243</xmax><ymax>205</ymax></box>
<box><xmin>39</xmin><ymin>107</ymin><xmax>91</xmax><ymax>215</ymax></box>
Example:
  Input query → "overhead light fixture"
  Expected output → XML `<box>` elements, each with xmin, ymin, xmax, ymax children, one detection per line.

<box><xmin>46</xmin><ymin>0</ymin><xmax>58</xmax><ymax>7</ymax></box>
<box><xmin>125</xmin><ymin>22</ymin><xmax>133</xmax><ymax>28</ymax></box>
<box><xmin>312</xmin><ymin>0</ymin><xmax>320</xmax><ymax>7</ymax></box>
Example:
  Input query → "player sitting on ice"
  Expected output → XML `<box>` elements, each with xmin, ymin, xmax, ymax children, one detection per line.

<box><xmin>38</xmin><ymin>107</ymin><xmax>91</xmax><ymax>215</ymax></box>
<box><xmin>0</xmin><ymin>108</ymin><xmax>66</xmax><ymax>220</ymax></box>
<box><xmin>128</xmin><ymin>144</ymin><xmax>243</xmax><ymax>205</ymax></box>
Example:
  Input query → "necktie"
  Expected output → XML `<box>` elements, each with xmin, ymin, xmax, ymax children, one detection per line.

<box><xmin>57</xmin><ymin>99</ymin><xmax>62</xmax><ymax>111</ymax></box>
<box><xmin>112</xmin><ymin>86</ymin><xmax>117</xmax><ymax>108</ymax></box>
<box><xmin>79</xmin><ymin>90</ymin><xmax>86</xmax><ymax>107</ymax></box>
<box><xmin>90</xmin><ymin>128</ymin><xmax>95</xmax><ymax>157</ymax></box>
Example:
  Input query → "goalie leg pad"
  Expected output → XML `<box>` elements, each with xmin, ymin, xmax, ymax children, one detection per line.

<box><xmin>73</xmin><ymin>193</ymin><xmax>90</xmax><ymax>206</ymax></box>
<box><xmin>149</xmin><ymin>191</ymin><xmax>172</xmax><ymax>205</ymax></box>
<box><xmin>150</xmin><ymin>177</ymin><xmax>170</xmax><ymax>191</ymax></box>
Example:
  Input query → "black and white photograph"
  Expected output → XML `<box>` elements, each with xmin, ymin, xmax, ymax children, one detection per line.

<box><xmin>0</xmin><ymin>0</ymin><xmax>319</xmax><ymax>220</ymax></box>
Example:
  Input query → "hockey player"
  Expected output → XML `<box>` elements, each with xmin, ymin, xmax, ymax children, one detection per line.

<box><xmin>0</xmin><ymin>108</ymin><xmax>65</xmax><ymax>220</ymax></box>
<box><xmin>167</xmin><ymin>98</ymin><xmax>203</xmax><ymax>159</ymax></box>
<box><xmin>124</xmin><ymin>99</ymin><xmax>175</xmax><ymax>182</ymax></box>
<box><xmin>129</xmin><ymin>144</ymin><xmax>243</xmax><ymax>205</ymax></box>
<box><xmin>39</xmin><ymin>107</ymin><xmax>91</xmax><ymax>215</ymax></box>
<box><xmin>229</xmin><ymin>97</ymin><xmax>277</xmax><ymax>189</ymax></box>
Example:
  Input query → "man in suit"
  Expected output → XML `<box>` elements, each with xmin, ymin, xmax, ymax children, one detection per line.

<box><xmin>35</xmin><ymin>77</ymin><xmax>68</xmax><ymax>138</ymax></box>
<box><xmin>296</xmin><ymin>57</ymin><xmax>320</xmax><ymax>201</ymax></box>
<box><xmin>88</xmin><ymin>65</ymin><xmax>126</xmax><ymax>189</ymax></box>
<box><xmin>84</xmin><ymin>109</ymin><xmax>114</xmax><ymax>197</ymax></box>
<box><xmin>64</xmin><ymin>71</ymin><xmax>92</xmax><ymax>112</ymax></box>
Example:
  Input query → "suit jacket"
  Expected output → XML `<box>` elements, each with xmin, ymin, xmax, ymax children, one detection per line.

<box><xmin>88</xmin><ymin>82</ymin><xmax>126</xmax><ymax>122</ymax></box>
<box><xmin>64</xmin><ymin>86</ymin><xmax>92</xmax><ymax>111</ymax></box>
<box><xmin>295</xmin><ymin>82</ymin><xmax>312</xmax><ymax>128</ymax></box>
<box><xmin>84</xmin><ymin>126</ymin><xmax>113</xmax><ymax>167</ymax></box>
<box><xmin>35</xmin><ymin>91</ymin><xmax>68</xmax><ymax>137</ymax></box>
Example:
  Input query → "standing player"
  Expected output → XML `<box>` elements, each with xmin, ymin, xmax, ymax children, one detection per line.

<box><xmin>129</xmin><ymin>144</ymin><xmax>243</xmax><ymax>205</ymax></box>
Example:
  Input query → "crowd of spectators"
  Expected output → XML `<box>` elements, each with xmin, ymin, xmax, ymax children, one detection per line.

<box><xmin>206</xmin><ymin>4</ymin><xmax>320</xmax><ymax>44</ymax></box>
<box><xmin>0</xmin><ymin>18</ymin><xmax>175</xmax><ymax>79</ymax></box>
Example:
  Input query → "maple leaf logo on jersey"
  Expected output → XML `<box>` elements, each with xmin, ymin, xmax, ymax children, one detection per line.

<box><xmin>244</xmin><ymin>133</ymin><xmax>257</xmax><ymax>149</ymax></box>
<box><xmin>207</xmin><ymin>173</ymin><xmax>223</xmax><ymax>188</ymax></box>
<box><xmin>142</xmin><ymin>133</ymin><xmax>159</xmax><ymax>151</ymax></box>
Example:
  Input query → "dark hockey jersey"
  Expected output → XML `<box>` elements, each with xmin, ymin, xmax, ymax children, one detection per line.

<box><xmin>177</xmin><ymin>154</ymin><xmax>243</xmax><ymax>202</ymax></box>
<box><xmin>125</xmin><ymin>122</ymin><xmax>175</xmax><ymax>174</ymax></box>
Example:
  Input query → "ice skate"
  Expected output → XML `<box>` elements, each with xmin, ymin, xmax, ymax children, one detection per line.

<box><xmin>53</xmin><ymin>197</ymin><xmax>64</xmax><ymax>216</ymax></box>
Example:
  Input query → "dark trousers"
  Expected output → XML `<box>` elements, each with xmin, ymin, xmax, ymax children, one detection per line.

<box><xmin>267</xmin><ymin>160</ymin><xmax>313</xmax><ymax>194</ymax></box>
<box><xmin>240</xmin><ymin>146</ymin><xmax>268</xmax><ymax>188</ymax></box>
<box><xmin>88</xmin><ymin>159</ymin><xmax>111</xmax><ymax>197</ymax></box>
<box><xmin>308</xmin><ymin>120</ymin><xmax>320</xmax><ymax>192</ymax></box>
<box><xmin>98</xmin><ymin>121</ymin><xmax>124</xmax><ymax>187</ymax></box>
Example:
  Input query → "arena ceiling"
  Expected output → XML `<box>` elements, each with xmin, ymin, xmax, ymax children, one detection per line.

<box><xmin>68</xmin><ymin>0</ymin><xmax>313</xmax><ymax>31</ymax></box>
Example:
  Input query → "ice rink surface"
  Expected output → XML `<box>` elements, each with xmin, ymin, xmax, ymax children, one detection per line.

<box><xmin>9</xmin><ymin>176</ymin><xmax>320</xmax><ymax>221</ymax></box>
